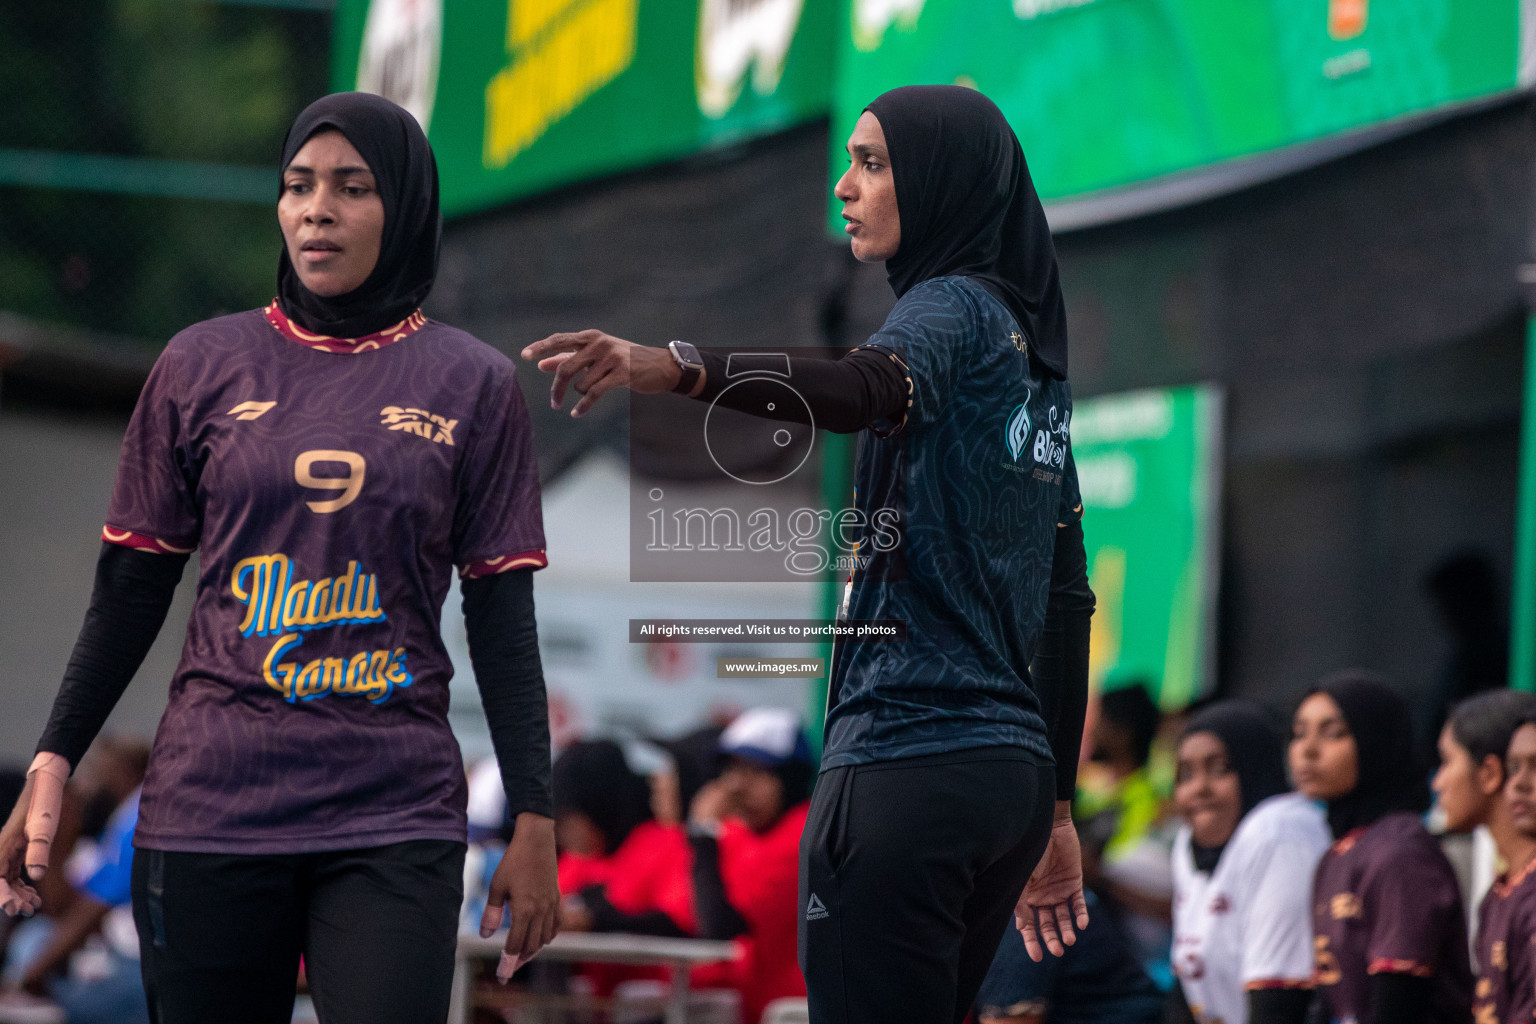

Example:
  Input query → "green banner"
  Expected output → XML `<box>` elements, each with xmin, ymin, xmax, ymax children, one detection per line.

<box><xmin>1073</xmin><ymin>385</ymin><xmax>1222</xmax><ymax>708</ymax></box>
<box><xmin>332</xmin><ymin>0</ymin><xmax>835</xmax><ymax>217</ymax></box>
<box><xmin>833</xmin><ymin>0</ymin><xmax>1519</xmax><ymax>206</ymax></box>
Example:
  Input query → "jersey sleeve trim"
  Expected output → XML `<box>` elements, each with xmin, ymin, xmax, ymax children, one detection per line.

<box><xmin>102</xmin><ymin>525</ymin><xmax>196</xmax><ymax>555</ymax></box>
<box><xmin>858</xmin><ymin>344</ymin><xmax>911</xmax><ymax>439</ymax></box>
<box><xmin>1367</xmin><ymin>958</ymin><xmax>1434</xmax><ymax>978</ymax></box>
<box><xmin>1244</xmin><ymin>978</ymin><xmax>1315</xmax><ymax>991</ymax></box>
<box><xmin>458</xmin><ymin>549</ymin><xmax>549</xmax><ymax>579</ymax></box>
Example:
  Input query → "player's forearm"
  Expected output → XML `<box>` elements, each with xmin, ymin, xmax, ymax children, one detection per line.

<box><xmin>462</xmin><ymin>569</ymin><xmax>553</xmax><ymax>819</ymax></box>
<box><xmin>687</xmin><ymin>831</ymin><xmax>751</xmax><ymax>939</ymax></box>
<box><xmin>1034</xmin><ymin>518</ymin><xmax>1093</xmax><ymax>802</ymax></box>
<box><xmin>37</xmin><ymin>543</ymin><xmax>187</xmax><ymax>768</ymax></box>
<box><xmin>689</xmin><ymin>348</ymin><xmax>907</xmax><ymax>434</ymax></box>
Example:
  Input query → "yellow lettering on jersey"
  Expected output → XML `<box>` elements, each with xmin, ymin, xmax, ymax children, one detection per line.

<box><xmin>1313</xmin><ymin>936</ymin><xmax>1341</xmax><ymax>986</ymax></box>
<box><xmin>233</xmin><ymin>555</ymin><xmax>386</xmax><ymax>638</ymax></box>
<box><xmin>263</xmin><ymin>632</ymin><xmax>413</xmax><ymax>705</ymax></box>
<box><xmin>379</xmin><ymin>406</ymin><xmax>458</xmax><ymax>445</ymax></box>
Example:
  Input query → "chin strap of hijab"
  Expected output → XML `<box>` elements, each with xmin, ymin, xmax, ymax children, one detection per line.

<box><xmin>276</xmin><ymin>92</ymin><xmax>440</xmax><ymax>340</ymax></box>
<box><xmin>1181</xmin><ymin>701</ymin><xmax>1290</xmax><ymax>872</ymax></box>
<box><xmin>1309</xmin><ymin>670</ymin><xmax>1428</xmax><ymax>840</ymax></box>
<box><xmin>865</xmin><ymin>84</ymin><xmax>1069</xmax><ymax>379</ymax></box>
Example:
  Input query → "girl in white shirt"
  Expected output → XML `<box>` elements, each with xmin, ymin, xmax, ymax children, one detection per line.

<box><xmin>1171</xmin><ymin>701</ymin><xmax>1330</xmax><ymax>1024</ymax></box>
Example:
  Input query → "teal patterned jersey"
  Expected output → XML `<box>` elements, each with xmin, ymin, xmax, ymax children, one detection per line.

<box><xmin>822</xmin><ymin>276</ymin><xmax>1081</xmax><ymax>769</ymax></box>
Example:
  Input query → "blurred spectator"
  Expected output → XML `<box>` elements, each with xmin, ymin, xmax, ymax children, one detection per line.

<box><xmin>974</xmin><ymin>890</ymin><xmax>1162</xmax><ymax>1024</ymax></box>
<box><xmin>1077</xmin><ymin>681</ymin><xmax>1175</xmax><ymax>984</ymax></box>
<box><xmin>651</xmin><ymin>726</ymin><xmax>725</xmax><ymax>828</ymax></box>
<box><xmin>554</xmin><ymin>740</ymin><xmax>694</xmax><ymax>937</ymax></box>
<box><xmin>0</xmin><ymin>787</ymin><xmax>146</xmax><ymax>1024</ymax></box>
<box><xmin>1421</xmin><ymin>551</ymin><xmax>1509</xmax><ymax>762</ymax></box>
<box><xmin>1169</xmin><ymin>701</ymin><xmax>1327</xmax><ymax>1024</ymax></box>
<box><xmin>687</xmin><ymin>709</ymin><xmax>813</xmax><ymax>1024</ymax></box>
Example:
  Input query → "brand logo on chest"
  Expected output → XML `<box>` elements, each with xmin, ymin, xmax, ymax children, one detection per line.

<box><xmin>380</xmin><ymin>406</ymin><xmax>457</xmax><ymax>445</ymax></box>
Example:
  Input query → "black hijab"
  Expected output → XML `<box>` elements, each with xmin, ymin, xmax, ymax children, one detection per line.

<box><xmin>276</xmin><ymin>92</ymin><xmax>440</xmax><ymax>339</ymax></box>
<box><xmin>552</xmin><ymin>740</ymin><xmax>653</xmax><ymax>855</ymax></box>
<box><xmin>1307</xmin><ymin>670</ymin><xmax>1429</xmax><ymax>840</ymax></box>
<box><xmin>1181</xmin><ymin>701</ymin><xmax>1290</xmax><ymax>872</ymax></box>
<box><xmin>864</xmin><ymin>85</ymin><xmax>1068</xmax><ymax>379</ymax></box>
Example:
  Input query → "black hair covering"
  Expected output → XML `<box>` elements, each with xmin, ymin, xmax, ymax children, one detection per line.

<box><xmin>276</xmin><ymin>92</ymin><xmax>440</xmax><ymax>339</ymax></box>
<box><xmin>1307</xmin><ymin>670</ymin><xmax>1429</xmax><ymax>839</ymax></box>
<box><xmin>552</xmin><ymin>740</ymin><xmax>653</xmax><ymax>855</ymax></box>
<box><xmin>864</xmin><ymin>85</ymin><xmax>1068</xmax><ymax>379</ymax></box>
<box><xmin>1181</xmin><ymin>700</ymin><xmax>1290</xmax><ymax>872</ymax></box>
<box><xmin>658</xmin><ymin>725</ymin><xmax>725</xmax><ymax>812</ymax></box>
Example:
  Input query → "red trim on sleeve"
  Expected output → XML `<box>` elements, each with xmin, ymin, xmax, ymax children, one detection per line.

<box><xmin>1244</xmin><ymin>979</ymin><xmax>1314</xmax><ymax>992</ymax></box>
<box><xmin>101</xmin><ymin>525</ymin><xmax>194</xmax><ymax>555</ymax></box>
<box><xmin>458</xmin><ymin>550</ymin><xmax>549</xmax><ymax>579</ymax></box>
<box><xmin>263</xmin><ymin>300</ymin><xmax>426</xmax><ymax>354</ymax></box>
<box><xmin>1367</xmin><ymin>958</ymin><xmax>1434</xmax><ymax>978</ymax></box>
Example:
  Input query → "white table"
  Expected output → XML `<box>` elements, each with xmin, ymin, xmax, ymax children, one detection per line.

<box><xmin>450</xmin><ymin>931</ymin><xmax>737</xmax><ymax>1024</ymax></box>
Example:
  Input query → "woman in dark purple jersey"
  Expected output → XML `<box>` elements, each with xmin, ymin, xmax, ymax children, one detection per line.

<box><xmin>1484</xmin><ymin>713</ymin><xmax>1536</xmax><ymax>1024</ymax></box>
<box><xmin>0</xmin><ymin>93</ymin><xmax>560</xmax><ymax>1024</ymax></box>
<box><xmin>1290</xmin><ymin>672</ymin><xmax>1472</xmax><ymax>1024</ymax></box>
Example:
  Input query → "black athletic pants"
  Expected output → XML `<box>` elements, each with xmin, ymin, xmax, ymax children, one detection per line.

<box><xmin>131</xmin><ymin>839</ymin><xmax>465</xmax><ymax>1024</ymax></box>
<box><xmin>799</xmin><ymin>749</ymin><xmax>1055</xmax><ymax>1024</ymax></box>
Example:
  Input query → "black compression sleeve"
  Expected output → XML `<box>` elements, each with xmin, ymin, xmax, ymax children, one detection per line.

<box><xmin>1031</xmin><ymin>517</ymin><xmax>1094</xmax><ymax>802</ymax></box>
<box><xmin>1366</xmin><ymin>973</ymin><xmax>1432</xmax><ymax>1024</ymax></box>
<box><xmin>688</xmin><ymin>832</ymin><xmax>751</xmax><ymax>939</ymax></box>
<box><xmin>1248</xmin><ymin>989</ymin><xmax>1313</xmax><ymax>1024</ymax></box>
<box><xmin>461</xmin><ymin>569</ymin><xmax>554</xmax><ymax>819</ymax></box>
<box><xmin>37</xmin><ymin>543</ymin><xmax>188</xmax><ymax>768</ymax></box>
<box><xmin>579</xmin><ymin>885</ymin><xmax>690</xmax><ymax>938</ymax></box>
<box><xmin>693</xmin><ymin>348</ymin><xmax>907</xmax><ymax>434</ymax></box>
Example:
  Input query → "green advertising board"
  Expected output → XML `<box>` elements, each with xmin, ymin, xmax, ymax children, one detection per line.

<box><xmin>834</xmin><ymin>0</ymin><xmax>1520</xmax><ymax>206</ymax></box>
<box><xmin>1073</xmin><ymin>384</ymin><xmax>1221</xmax><ymax>708</ymax></box>
<box><xmin>332</xmin><ymin>0</ymin><xmax>835</xmax><ymax>217</ymax></box>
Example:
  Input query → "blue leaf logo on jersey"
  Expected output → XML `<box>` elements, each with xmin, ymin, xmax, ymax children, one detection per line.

<box><xmin>1006</xmin><ymin>401</ymin><xmax>1031</xmax><ymax>461</ymax></box>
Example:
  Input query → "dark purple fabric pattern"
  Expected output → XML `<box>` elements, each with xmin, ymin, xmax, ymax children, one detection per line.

<box><xmin>1311</xmin><ymin>812</ymin><xmax>1472</xmax><ymax>1023</ymax></box>
<box><xmin>1475</xmin><ymin>860</ymin><xmax>1536</xmax><ymax>1024</ymax></box>
<box><xmin>108</xmin><ymin>309</ymin><xmax>545</xmax><ymax>853</ymax></box>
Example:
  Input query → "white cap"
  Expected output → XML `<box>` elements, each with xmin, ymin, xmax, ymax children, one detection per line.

<box><xmin>719</xmin><ymin>707</ymin><xmax>812</xmax><ymax>766</ymax></box>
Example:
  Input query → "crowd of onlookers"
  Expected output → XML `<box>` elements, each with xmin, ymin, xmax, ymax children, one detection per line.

<box><xmin>8</xmin><ymin>662</ymin><xmax>1536</xmax><ymax>1024</ymax></box>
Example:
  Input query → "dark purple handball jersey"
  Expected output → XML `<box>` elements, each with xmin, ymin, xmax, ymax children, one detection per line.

<box><xmin>1311</xmin><ymin>812</ymin><xmax>1472</xmax><ymax>1024</ymax></box>
<box><xmin>104</xmin><ymin>304</ymin><xmax>546</xmax><ymax>855</ymax></box>
<box><xmin>1476</xmin><ymin>859</ymin><xmax>1536</xmax><ymax>1024</ymax></box>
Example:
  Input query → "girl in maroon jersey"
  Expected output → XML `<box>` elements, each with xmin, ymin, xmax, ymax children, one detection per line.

<box><xmin>1433</xmin><ymin>691</ymin><xmax>1536</xmax><ymax>1024</ymax></box>
<box><xmin>1291</xmin><ymin>671</ymin><xmax>1472</xmax><ymax>1024</ymax></box>
<box><xmin>0</xmin><ymin>93</ymin><xmax>560</xmax><ymax>1024</ymax></box>
<box><xmin>1487</xmin><ymin>713</ymin><xmax>1536</xmax><ymax>1024</ymax></box>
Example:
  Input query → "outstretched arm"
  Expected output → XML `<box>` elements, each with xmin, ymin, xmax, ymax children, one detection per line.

<box><xmin>520</xmin><ymin>330</ymin><xmax>907</xmax><ymax>432</ymax></box>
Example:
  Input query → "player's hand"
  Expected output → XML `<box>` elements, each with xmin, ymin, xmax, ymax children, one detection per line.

<box><xmin>520</xmin><ymin>330</ymin><xmax>683</xmax><ymax>418</ymax></box>
<box><xmin>687</xmin><ymin>779</ymin><xmax>731</xmax><ymax>826</ymax></box>
<box><xmin>0</xmin><ymin>753</ymin><xmax>70</xmax><ymax>918</ymax></box>
<box><xmin>480</xmin><ymin>812</ymin><xmax>561</xmax><ymax>983</ymax></box>
<box><xmin>1015</xmin><ymin>803</ymin><xmax>1089</xmax><ymax>962</ymax></box>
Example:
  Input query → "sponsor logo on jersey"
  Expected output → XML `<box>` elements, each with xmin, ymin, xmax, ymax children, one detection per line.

<box><xmin>1005</xmin><ymin>401</ymin><xmax>1031</xmax><ymax>461</ymax></box>
<box><xmin>1329</xmin><ymin>892</ymin><xmax>1362</xmax><ymax>921</ymax></box>
<box><xmin>805</xmin><ymin>893</ymin><xmax>829</xmax><ymax>921</ymax></box>
<box><xmin>230</xmin><ymin>552</ymin><xmax>413</xmax><ymax>705</ymax></box>
<box><xmin>381</xmin><ymin>406</ymin><xmax>457</xmax><ymax>445</ymax></box>
<box><xmin>227</xmin><ymin>400</ymin><xmax>277</xmax><ymax>421</ymax></box>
